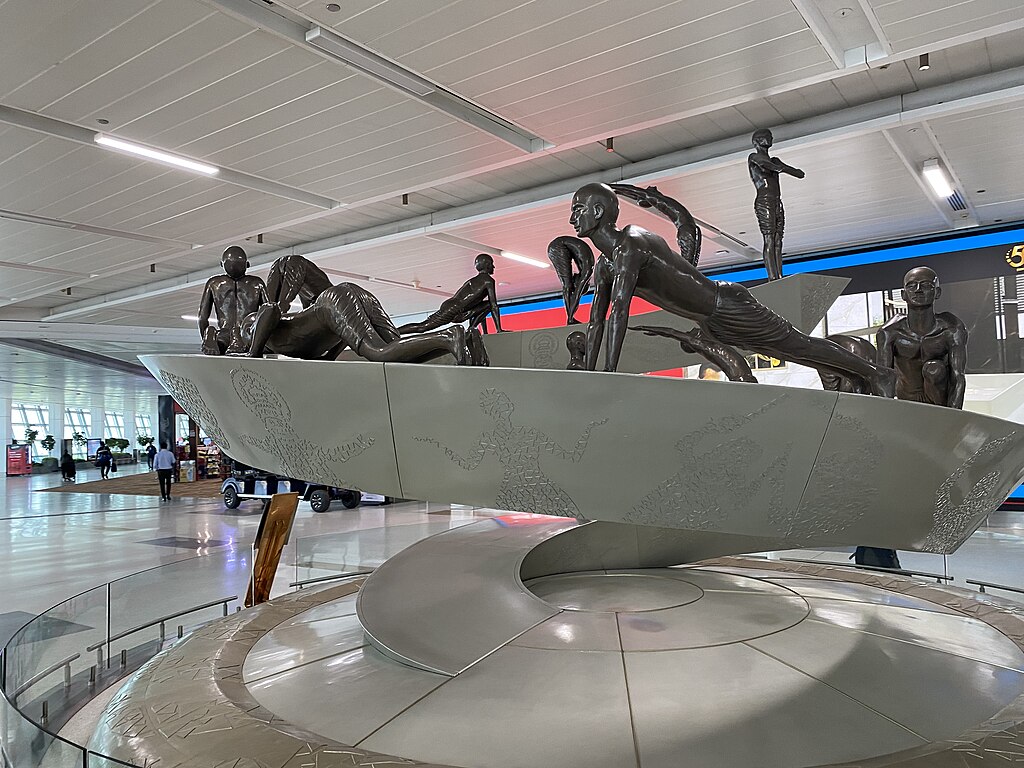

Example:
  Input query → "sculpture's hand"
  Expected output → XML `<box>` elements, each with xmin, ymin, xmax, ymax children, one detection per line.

<box><xmin>793</xmin><ymin>169</ymin><xmax>806</xmax><ymax>179</ymax></box>
<box><xmin>629</xmin><ymin>324</ymin><xmax>664</xmax><ymax>337</ymax></box>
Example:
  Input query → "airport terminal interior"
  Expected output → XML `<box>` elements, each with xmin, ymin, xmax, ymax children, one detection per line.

<box><xmin>10</xmin><ymin>1</ymin><xmax>1024</xmax><ymax>767</ymax></box>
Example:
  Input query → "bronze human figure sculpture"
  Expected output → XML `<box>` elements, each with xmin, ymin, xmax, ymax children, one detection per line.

<box><xmin>611</xmin><ymin>183</ymin><xmax>702</xmax><ymax>267</ymax></box>
<box><xmin>397</xmin><ymin>254</ymin><xmax>504</xmax><ymax>335</ymax></box>
<box><xmin>547</xmin><ymin>237</ymin><xmax>594</xmax><ymax>324</ymax></box>
<box><xmin>748</xmin><ymin>129</ymin><xmax>804</xmax><ymax>281</ymax></box>
<box><xmin>630</xmin><ymin>325</ymin><xmax>758</xmax><ymax>383</ymax></box>
<box><xmin>566</xmin><ymin>330</ymin><xmax>587</xmax><ymax>370</ymax></box>
<box><xmin>198</xmin><ymin>246</ymin><xmax>269</xmax><ymax>356</ymax></box>
<box><xmin>266</xmin><ymin>253</ymin><xmax>332</xmax><ymax>312</ymax></box>
<box><xmin>243</xmin><ymin>282</ymin><xmax>471</xmax><ymax>365</ymax></box>
<box><xmin>569</xmin><ymin>183</ymin><xmax>895</xmax><ymax>396</ymax></box>
<box><xmin>818</xmin><ymin>335</ymin><xmax>876</xmax><ymax>394</ymax></box>
<box><xmin>876</xmin><ymin>267</ymin><xmax>968</xmax><ymax>408</ymax></box>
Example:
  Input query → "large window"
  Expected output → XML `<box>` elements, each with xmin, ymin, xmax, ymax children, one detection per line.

<box><xmin>135</xmin><ymin>414</ymin><xmax>152</xmax><ymax>438</ymax></box>
<box><xmin>64</xmin><ymin>409</ymin><xmax>91</xmax><ymax>459</ymax></box>
<box><xmin>104</xmin><ymin>412</ymin><xmax>126</xmax><ymax>441</ymax></box>
<box><xmin>12</xmin><ymin>403</ymin><xmax>50</xmax><ymax>460</ymax></box>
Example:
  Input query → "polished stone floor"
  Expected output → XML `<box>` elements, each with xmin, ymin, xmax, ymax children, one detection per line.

<box><xmin>8</xmin><ymin>465</ymin><xmax>1024</xmax><ymax>767</ymax></box>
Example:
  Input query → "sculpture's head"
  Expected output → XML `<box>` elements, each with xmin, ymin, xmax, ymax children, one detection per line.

<box><xmin>751</xmin><ymin>128</ymin><xmax>773</xmax><ymax>149</ymax></box>
<box><xmin>566</xmin><ymin>330</ymin><xmax>587</xmax><ymax>357</ymax></box>
<box><xmin>902</xmin><ymin>266</ymin><xmax>940</xmax><ymax>308</ymax></box>
<box><xmin>570</xmin><ymin>183</ymin><xmax>618</xmax><ymax>238</ymax></box>
<box><xmin>222</xmin><ymin>246</ymin><xmax>249</xmax><ymax>279</ymax></box>
<box><xmin>475</xmin><ymin>253</ymin><xmax>495</xmax><ymax>274</ymax></box>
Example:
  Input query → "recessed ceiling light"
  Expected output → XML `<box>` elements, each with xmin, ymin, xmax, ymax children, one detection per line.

<box><xmin>95</xmin><ymin>135</ymin><xmax>219</xmax><ymax>176</ymax></box>
<box><xmin>919</xmin><ymin>53</ymin><xmax>930</xmax><ymax>71</ymax></box>
<box><xmin>715</xmin><ymin>249</ymin><xmax>729</xmax><ymax>255</ymax></box>
<box><xmin>922</xmin><ymin>158</ymin><xmax>953</xmax><ymax>198</ymax></box>
<box><xmin>977</xmin><ymin>189</ymin><xmax>986</xmax><ymax>193</ymax></box>
<box><xmin>326</xmin><ymin>2</ymin><xmax>341</xmax><ymax>10</ymax></box>
<box><xmin>96</xmin><ymin>118</ymin><xmax>109</xmax><ymax>125</ymax></box>
<box><xmin>500</xmin><ymin>251</ymin><xmax>549</xmax><ymax>268</ymax></box>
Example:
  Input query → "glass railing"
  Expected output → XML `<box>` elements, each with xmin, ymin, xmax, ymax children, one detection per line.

<box><xmin>5</xmin><ymin>509</ymin><xmax>1024</xmax><ymax>768</ymax></box>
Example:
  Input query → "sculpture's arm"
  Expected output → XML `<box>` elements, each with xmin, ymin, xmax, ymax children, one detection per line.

<box><xmin>487</xmin><ymin>279</ymin><xmax>504</xmax><ymax>332</ymax></box>
<box><xmin>257</xmin><ymin>279</ymin><xmax>270</xmax><ymax>307</ymax></box>
<box><xmin>948</xmin><ymin>320</ymin><xmax>969</xmax><ymax>409</ymax></box>
<box><xmin>414</xmin><ymin>435</ymin><xmax>489</xmax><ymax>470</ymax></box>
<box><xmin>604</xmin><ymin>253</ymin><xmax>641</xmax><ymax>373</ymax></box>
<box><xmin>749</xmin><ymin>154</ymin><xmax>805</xmax><ymax>179</ymax></box>
<box><xmin>586</xmin><ymin>277</ymin><xmax>611</xmax><ymax>371</ymax></box>
<box><xmin>875</xmin><ymin>324</ymin><xmax>896</xmax><ymax>370</ymax></box>
<box><xmin>544</xmin><ymin>418</ymin><xmax>609</xmax><ymax>462</ymax></box>
<box><xmin>197</xmin><ymin>280</ymin><xmax>215</xmax><ymax>338</ymax></box>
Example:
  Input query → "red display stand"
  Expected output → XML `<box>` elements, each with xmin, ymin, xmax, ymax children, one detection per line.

<box><xmin>6</xmin><ymin>445</ymin><xmax>31</xmax><ymax>476</ymax></box>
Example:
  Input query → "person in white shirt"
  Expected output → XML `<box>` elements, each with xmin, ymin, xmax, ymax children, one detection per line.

<box><xmin>153</xmin><ymin>442</ymin><xmax>176</xmax><ymax>501</ymax></box>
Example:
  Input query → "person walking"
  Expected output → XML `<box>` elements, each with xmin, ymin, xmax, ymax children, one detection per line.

<box><xmin>95</xmin><ymin>442</ymin><xmax>112</xmax><ymax>479</ymax></box>
<box><xmin>146</xmin><ymin>442</ymin><xmax>157</xmax><ymax>470</ymax></box>
<box><xmin>154</xmin><ymin>441</ymin><xmax>176</xmax><ymax>501</ymax></box>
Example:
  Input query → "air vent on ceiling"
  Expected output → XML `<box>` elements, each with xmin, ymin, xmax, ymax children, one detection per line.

<box><xmin>947</xmin><ymin>191</ymin><xmax>967</xmax><ymax>212</ymax></box>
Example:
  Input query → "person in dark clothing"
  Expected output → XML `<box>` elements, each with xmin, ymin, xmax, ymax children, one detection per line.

<box><xmin>95</xmin><ymin>442</ymin><xmax>112</xmax><ymax>479</ymax></box>
<box><xmin>60</xmin><ymin>451</ymin><xmax>76</xmax><ymax>482</ymax></box>
<box><xmin>146</xmin><ymin>442</ymin><xmax>157</xmax><ymax>470</ymax></box>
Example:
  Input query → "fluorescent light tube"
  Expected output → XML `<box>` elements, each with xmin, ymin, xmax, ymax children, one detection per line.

<box><xmin>95</xmin><ymin>135</ymin><xmax>219</xmax><ymax>176</ymax></box>
<box><xmin>922</xmin><ymin>159</ymin><xmax>953</xmax><ymax>198</ymax></box>
<box><xmin>501</xmin><ymin>251</ymin><xmax>549</xmax><ymax>269</ymax></box>
<box><xmin>181</xmin><ymin>314</ymin><xmax>201</xmax><ymax>322</ymax></box>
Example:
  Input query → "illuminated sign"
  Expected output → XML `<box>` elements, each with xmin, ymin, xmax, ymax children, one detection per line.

<box><xmin>1006</xmin><ymin>245</ymin><xmax>1024</xmax><ymax>271</ymax></box>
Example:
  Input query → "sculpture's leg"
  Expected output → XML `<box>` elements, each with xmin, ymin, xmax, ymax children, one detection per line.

<box><xmin>769</xmin><ymin>202</ymin><xmax>785</xmax><ymax>281</ymax></box>
<box><xmin>922</xmin><ymin>360</ymin><xmax>949</xmax><ymax>406</ymax></box>
<box><xmin>397</xmin><ymin>307</ymin><xmax>459</xmax><ymax>335</ymax></box>
<box><xmin>356</xmin><ymin>324</ymin><xmax>469</xmax><ymax>365</ymax></box>
<box><xmin>467</xmin><ymin>327</ymin><xmax>490</xmax><ymax>366</ymax></box>
<box><xmin>201</xmin><ymin>327</ymin><xmax>224</xmax><ymax>356</ymax></box>
<box><xmin>247</xmin><ymin>303</ymin><xmax>282</xmax><ymax>358</ymax></box>
<box><xmin>766</xmin><ymin>333</ymin><xmax>896</xmax><ymax>398</ymax></box>
<box><xmin>630</xmin><ymin>325</ymin><xmax>757</xmax><ymax>383</ymax></box>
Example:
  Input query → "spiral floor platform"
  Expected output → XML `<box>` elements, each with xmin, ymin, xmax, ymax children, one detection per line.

<box><xmin>90</xmin><ymin>518</ymin><xmax>1024</xmax><ymax>768</ymax></box>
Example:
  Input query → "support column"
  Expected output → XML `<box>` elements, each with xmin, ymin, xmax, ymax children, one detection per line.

<box><xmin>158</xmin><ymin>395</ymin><xmax>174</xmax><ymax>450</ymax></box>
<box><xmin>0</xmin><ymin>380</ymin><xmax>11</xmax><ymax>448</ymax></box>
<box><xmin>48</xmin><ymin>392</ymin><xmax>65</xmax><ymax>462</ymax></box>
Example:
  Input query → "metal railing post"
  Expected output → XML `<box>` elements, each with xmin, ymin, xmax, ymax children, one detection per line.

<box><xmin>105</xmin><ymin>582</ymin><xmax>112</xmax><ymax>670</ymax></box>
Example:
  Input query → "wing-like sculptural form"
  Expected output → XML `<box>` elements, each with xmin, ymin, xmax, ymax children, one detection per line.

<box><xmin>611</xmin><ymin>183</ymin><xmax>702</xmax><ymax>267</ymax></box>
<box><xmin>547</xmin><ymin>235</ymin><xmax>594</xmax><ymax>324</ymax></box>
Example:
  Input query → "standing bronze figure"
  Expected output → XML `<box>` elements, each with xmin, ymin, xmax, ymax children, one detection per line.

<box><xmin>876</xmin><ymin>267</ymin><xmax>968</xmax><ymax>408</ymax></box>
<box><xmin>398</xmin><ymin>254</ymin><xmax>504</xmax><ymax>335</ymax></box>
<box><xmin>547</xmin><ymin>237</ymin><xmax>594</xmax><ymax>325</ymax></box>
<box><xmin>198</xmin><ymin>246</ymin><xmax>269</xmax><ymax>356</ymax></box>
<box><xmin>569</xmin><ymin>182</ymin><xmax>895</xmax><ymax>396</ymax></box>
<box><xmin>566</xmin><ymin>331</ymin><xmax>587</xmax><ymax>370</ymax></box>
<box><xmin>748</xmin><ymin>129</ymin><xmax>804</xmax><ymax>281</ymax></box>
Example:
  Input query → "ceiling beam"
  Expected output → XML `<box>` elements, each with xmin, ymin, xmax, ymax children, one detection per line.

<box><xmin>44</xmin><ymin>65</ymin><xmax>1024</xmax><ymax>321</ymax></box>
<box><xmin>0</xmin><ymin>339</ymin><xmax>153</xmax><ymax>378</ymax></box>
<box><xmin>0</xmin><ymin>321</ymin><xmax>195</xmax><ymax>344</ymax></box>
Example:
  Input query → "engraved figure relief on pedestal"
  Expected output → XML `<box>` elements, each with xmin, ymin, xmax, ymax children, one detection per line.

<box><xmin>157</xmin><ymin>370</ymin><xmax>231</xmax><ymax>450</ymax></box>
<box><xmin>924</xmin><ymin>433</ymin><xmax>1017</xmax><ymax>551</ymax></box>
<box><xmin>628</xmin><ymin>397</ymin><xmax>792</xmax><ymax>530</ymax></box>
<box><xmin>415</xmin><ymin>388</ymin><xmax>606</xmax><ymax>519</ymax></box>
<box><xmin>778</xmin><ymin>411</ymin><xmax>879</xmax><ymax>542</ymax></box>
<box><xmin>230</xmin><ymin>367</ymin><xmax>373</xmax><ymax>486</ymax></box>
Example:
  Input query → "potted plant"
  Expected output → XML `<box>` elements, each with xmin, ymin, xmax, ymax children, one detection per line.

<box><xmin>72</xmin><ymin>431</ymin><xmax>87</xmax><ymax>460</ymax></box>
<box><xmin>136</xmin><ymin>434</ymin><xmax>154</xmax><ymax>449</ymax></box>
<box><xmin>23</xmin><ymin>428</ymin><xmax>38</xmax><ymax>463</ymax></box>
<box><xmin>40</xmin><ymin>434</ymin><xmax>58</xmax><ymax>473</ymax></box>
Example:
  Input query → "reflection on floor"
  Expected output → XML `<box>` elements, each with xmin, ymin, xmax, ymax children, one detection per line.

<box><xmin>8</xmin><ymin>463</ymin><xmax>1024</xmax><ymax>766</ymax></box>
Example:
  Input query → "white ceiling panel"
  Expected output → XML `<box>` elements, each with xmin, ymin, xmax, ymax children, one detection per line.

<box><xmin>868</xmin><ymin>0</ymin><xmax>1024</xmax><ymax>53</ymax></box>
<box><xmin>929</xmin><ymin>101</ymin><xmax>1024</xmax><ymax>226</ymax></box>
